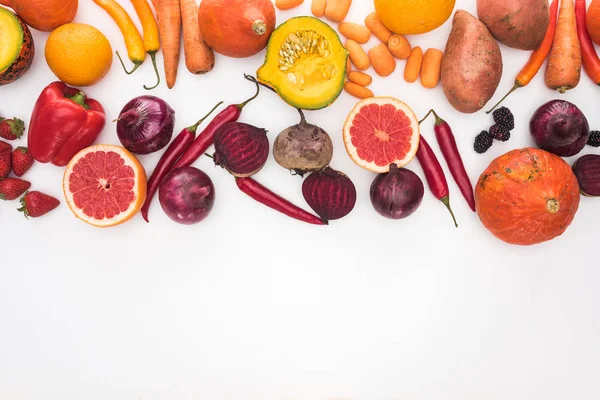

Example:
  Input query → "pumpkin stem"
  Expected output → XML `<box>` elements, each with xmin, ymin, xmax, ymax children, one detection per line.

<box><xmin>546</xmin><ymin>198</ymin><xmax>560</xmax><ymax>214</ymax></box>
<box><xmin>252</xmin><ymin>20</ymin><xmax>267</xmax><ymax>36</ymax></box>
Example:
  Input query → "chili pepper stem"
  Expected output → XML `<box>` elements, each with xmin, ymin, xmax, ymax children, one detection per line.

<box><xmin>188</xmin><ymin>101</ymin><xmax>224</xmax><ymax>132</ymax></box>
<box><xmin>144</xmin><ymin>52</ymin><xmax>161</xmax><ymax>90</ymax></box>
<box><xmin>486</xmin><ymin>82</ymin><xmax>523</xmax><ymax>114</ymax></box>
<box><xmin>441</xmin><ymin>196</ymin><xmax>458</xmax><ymax>228</ymax></box>
<box><xmin>237</xmin><ymin>76</ymin><xmax>262</xmax><ymax>109</ymax></box>
<box><xmin>419</xmin><ymin>109</ymin><xmax>444</xmax><ymax>125</ymax></box>
<box><xmin>204</xmin><ymin>153</ymin><xmax>214</xmax><ymax>159</ymax></box>
<box><xmin>116</xmin><ymin>51</ymin><xmax>143</xmax><ymax>75</ymax></box>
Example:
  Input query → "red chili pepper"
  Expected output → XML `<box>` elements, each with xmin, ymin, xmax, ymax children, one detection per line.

<box><xmin>416</xmin><ymin>135</ymin><xmax>458</xmax><ymax>227</ymax></box>
<box><xmin>421</xmin><ymin>109</ymin><xmax>476</xmax><ymax>212</ymax></box>
<box><xmin>27</xmin><ymin>81</ymin><xmax>106</xmax><ymax>167</ymax></box>
<box><xmin>141</xmin><ymin>101</ymin><xmax>223</xmax><ymax>222</ymax></box>
<box><xmin>235</xmin><ymin>177</ymin><xmax>327</xmax><ymax>225</ymax></box>
<box><xmin>173</xmin><ymin>80</ymin><xmax>260</xmax><ymax>169</ymax></box>
<box><xmin>576</xmin><ymin>0</ymin><xmax>600</xmax><ymax>85</ymax></box>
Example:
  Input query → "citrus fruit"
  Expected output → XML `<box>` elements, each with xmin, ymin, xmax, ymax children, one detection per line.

<box><xmin>45</xmin><ymin>23</ymin><xmax>113</xmax><ymax>87</ymax></box>
<box><xmin>63</xmin><ymin>145</ymin><xmax>147</xmax><ymax>228</ymax></box>
<box><xmin>374</xmin><ymin>0</ymin><xmax>456</xmax><ymax>35</ymax></box>
<box><xmin>343</xmin><ymin>97</ymin><xmax>420</xmax><ymax>173</ymax></box>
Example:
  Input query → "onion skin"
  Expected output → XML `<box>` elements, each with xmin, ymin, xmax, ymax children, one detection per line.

<box><xmin>117</xmin><ymin>95</ymin><xmax>175</xmax><ymax>155</ymax></box>
<box><xmin>530</xmin><ymin>100</ymin><xmax>589</xmax><ymax>157</ymax></box>
<box><xmin>370</xmin><ymin>164</ymin><xmax>424</xmax><ymax>220</ymax></box>
<box><xmin>159</xmin><ymin>167</ymin><xmax>215</xmax><ymax>225</ymax></box>
<box><xmin>213</xmin><ymin>122</ymin><xmax>269</xmax><ymax>177</ymax></box>
<box><xmin>573</xmin><ymin>154</ymin><xmax>600</xmax><ymax>197</ymax></box>
<box><xmin>302</xmin><ymin>167</ymin><xmax>357</xmax><ymax>221</ymax></box>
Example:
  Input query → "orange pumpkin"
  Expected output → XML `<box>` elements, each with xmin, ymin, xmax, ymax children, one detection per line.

<box><xmin>198</xmin><ymin>0</ymin><xmax>276</xmax><ymax>58</ymax></box>
<box><xmin>475</xmin><ymin>148</ymin><xmax>580</xmax><ymax>246</ymax></box>
<box><xmin>7</xmin><ymin>0</ymin><xmax>78</xmax><ymax>32</ymax></box>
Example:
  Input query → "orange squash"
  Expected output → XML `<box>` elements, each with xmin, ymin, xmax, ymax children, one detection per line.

<box><xmin>475</xmin><ymin>148</ymin><xmax>580</xmax><ymax>246</ymax></box>
<box><xmin>198</xmin><ymin>0</ymin><xmax>276</xmax><ymax>58</ymax></box>
<box><xmin>1</xmin><ymin>0</ymin><xmax>78</xmax><ymax>32</ymax></box>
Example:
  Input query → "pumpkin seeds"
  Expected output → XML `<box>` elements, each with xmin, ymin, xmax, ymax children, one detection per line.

<box><xmin>279</xmin><ymin>30</ymin><xmax>332</xmax><ymax>72</ymax></box>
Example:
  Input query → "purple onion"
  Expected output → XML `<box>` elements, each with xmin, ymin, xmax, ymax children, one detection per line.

<box><xmin>302</xmin><ymin>167</ymin><xmax>357</xmax><ymax>221</ymax></box>
<box><xmin>530</xmin><ymin>100</ymin><xmax>589</xmax><ymax>157</ymax></box>
<box><xmin>213</xmin><ymin>122</ymin><xmax>269</xmax><ymax>177</ymax></box>
<box><xmin>573</xmin><ymin>154</ymin><xmax>600</xmax><ymax>197</ymax></box>
<box><xmin>117</xmin><ymin>95</ymin><xmax>175</xmax><ymax>154</ymax></box>
<box><xmin>370</xmin><ymin>164</ymin><xmax>424</xmax><ymax>219</ymax></box>
<box><xmin>159</xmin><ymin>167</ymin><xmax>215</xmax><ymax>225</ymax></box>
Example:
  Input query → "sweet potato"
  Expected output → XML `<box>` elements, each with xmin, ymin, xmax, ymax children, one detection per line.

<box><xmin>477</xmin><ymin>0</ymin><xmax>550</xmax><ymax>50</ymax></box>
<box><xmin>441</xmin><ymin>10</ymin><xmax>503</xmax><ymax>114</ymax></box>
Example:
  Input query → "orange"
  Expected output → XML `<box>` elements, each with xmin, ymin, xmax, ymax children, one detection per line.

<box><xmin>63</xmin><ymin>145</ymin><xmax>147</xmax><ymax>228</ymax></box>
<box><xmin>45</xmin><ymin>23</ymin><xmax>113</xmax><ymax>87</ymax></box>
<box><xmin>343</xmin><ymin>97</ymin><xmax>420</xmax><ymax>173</ymax></box>
<box><xmin>374</xmin><ymin>0</ymin><xmax>455</xmax><ymax>35</ymax></box>
<box><xmin>587</xmin><ymin>0</ymin><xmax>600</xmax><ymax>46</ymax></box>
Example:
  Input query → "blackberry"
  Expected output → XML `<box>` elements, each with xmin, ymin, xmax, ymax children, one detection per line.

<box><xmin>474</xmin><ymin>131</ymin><xmax>493</xmax><ymax>154</ymax></box>
<box><xmin>588</xmin><ymin>131</ymin><xmax>600</xmax><ymax>147</ymax></box>
<box><xmin>492</xmin><ymin>107</ymin><xmax>515</xmax><ymax>131</ymax></box>
<box><xmin>490</xmin><ymin>124</ymin><xmax>511</xmax><ymax>142</ymax></box>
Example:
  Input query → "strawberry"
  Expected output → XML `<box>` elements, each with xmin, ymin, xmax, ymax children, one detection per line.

<box><xmin>18</xmin><ymin>191</ymin><xmax>60</xmax><ymax>218</ymax></box>
<box><xmin>12</xmin><ymin>147</ymin><xmax>34</xmax><ymax>177</ymax></box>
<box><xmin>0</xmin><ymin>118</ymin><xmax>25</xmax><ymax>140</ymax></box>
<box><xmin>0</xmin><ymin>141</ymin><xmax>12</xmax><ymax>178</ymax></box>
<box><xmin>0</xmin><ymin>178</ymin><xmax>31</xmax><ymax>201</ymax></box>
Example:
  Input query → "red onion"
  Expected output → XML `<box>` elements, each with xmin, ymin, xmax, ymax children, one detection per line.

<box><xmin>213</xmin><ymin>122</ymin><xmax>269</xmax><ymax>177</ymax></box>
<box><xmin>302</xmin><ymin>167</ymin><xmax>356</xmax><ymax>221</ymax></box>
<box><xmin>370</xmin><ymin>164</ymin><xmax>424</xmax><ymax>219</ymax></box>
<box><xmin>159</xmin><ymin>167</ymin><xmax>215</xmax><ymax>225</ymax></box>
<box><xmin>117</xmin><ymin>95</ymin><xmax>175</xmax><ymax>155</ymax></box>
<box><xmin>530</xmin><ymin>100</ymin><xmax>589</xmax><ymax>157</ymax></box>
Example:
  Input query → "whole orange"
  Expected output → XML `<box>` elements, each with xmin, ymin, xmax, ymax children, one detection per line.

<box><xmin>45</xmin><ymin>23</ymin><xmax>113</xmax><ymax>87</ymax></box>
<box><xmin>587</xmin><ymin>0</ymin><xmax>600</xmax><ymax>46</ymax></box>
<box><xmin>374</xmin><ymin>0</ymin><xmax>456</xmax><ymax>35</ymax></box>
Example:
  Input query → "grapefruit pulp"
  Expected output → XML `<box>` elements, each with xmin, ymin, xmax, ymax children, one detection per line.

<box><xmin>343</xmin><ymin>97</ymin><xmax>420</xmax><ymax>173</ymax></box>
<box><xmin>63</xmin><ymin>144</ymin><xmax>147</xmax><ymax>227</ymax></box>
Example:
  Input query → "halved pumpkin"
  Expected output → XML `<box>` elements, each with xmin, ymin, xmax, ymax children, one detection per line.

<box><xmin>257</xmin><ymin>16</ymin><xmax>347</xmax><ymax>110</ymax></box>
<box><xmin>0</xmin><ymin>7</ymin><xmax>34</xmax><ymax>86</ymax></box>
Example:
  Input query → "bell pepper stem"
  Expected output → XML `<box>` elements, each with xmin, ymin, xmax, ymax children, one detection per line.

<box><xmin>66</xmin><ymin>91</ymin><xmax>89</xmax><ymax>110</ymax></box>
<box><xmin>116</xmin><ymin>51</ymin><xmax>142</xmax><ymax>75</ymax></box>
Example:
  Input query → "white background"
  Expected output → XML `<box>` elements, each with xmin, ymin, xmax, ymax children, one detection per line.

<box><xmin>1</xmin><ymin>0</ymin><xmax>599</xmax><ymax>399</ymax></box>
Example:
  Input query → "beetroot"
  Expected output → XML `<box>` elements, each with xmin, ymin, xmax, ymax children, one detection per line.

<box><xmin>302</xmin><ymin>167</ymin><xmax>356</xmax><ymax>221</ymax></box>
<box><xmin>530</xmin><ymin>100</ymin><xmax>589</xmax><ymax>157</ymax></box>
<box><xmin>573</xmin><ymin>154</ymin><xmax>600</xmax><ymax>197</ymax></box>
<box><xmin>370</xmin><ymin>164</ymin><xmax>424</xmax><ymax>219</ymax></box>
<box><xmin>159</xmin><ymin>167</ymin><xmax>215</xmax><ymax>225</ymax></box>
<box><xmin>213</xmin><ymin>122</ymin><xmax>269</xmax><ymax>177</ymax></box>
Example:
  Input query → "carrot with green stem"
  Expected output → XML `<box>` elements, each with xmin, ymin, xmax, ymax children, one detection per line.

<box><xmin>487</xmin><ymin>0</ymin><xmax>559</xmax><ymax>113</ymax></box>
<box><xmin>158</xmin><ymin>0</ymin><xmax>181</xmax><ymax>89</ymax></box>
<box><xmin>130</xmin><ymin>0</ymin><xmax>161</xmax><ymax>89</ymax></box>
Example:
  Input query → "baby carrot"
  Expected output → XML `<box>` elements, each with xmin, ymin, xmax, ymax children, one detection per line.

<box><xmin>338</xmin><ymin>22</ymin><xmax>371</xmax><ymax>44</ymax></box>
<box><xmin>388</xmin><ymin>34</ymin><xmax>411</xmax><ymax>59</ymax></box>
<box><xmin>346</xmin><ymin>40</ymin><xmax>370</xmax><ymax>70</ymax></box>
<box><xmin>181</xmin><ymin>0</ymin><xmax>214</xmax><ymax>75</ymax></box>
<box><xmin>346</xmin><ymin>57</ymin><xmax>352</xmax><ymax>75</ymax></box>
<box><xmin>347</xmin><ymin>71</ymin><xmax>372</xmax><ymax>86</ymax></box>
<box><xmin>420</xmin><ymin>48</ymin><xmax>443</xmax><ymax>89</ymax></box>
<box><xmin>404</xmin><ymin>46</ymin><xmax>423</xmax><ymax>83</ymax></box>
<box><xmin>344</xmin><ymin>82</ymin><xmax>374</xmax><ymax>99</ymax></box>
<box><xmin>311</xmin><ymin>0</ymin><xmax>327</xmax><ymax>17</ymax></box>
<box><xmin>325</xmin><ymin>0</ymin><xmax>352</xmax><ymax>23</ymax></box>
<box><xmin>368</xmin><ymin>43</ymin><xmax>396</xmax><ymax>77</ymax></box>
<box><xmin>276</xmin><ymin>0</ymin><xmax>304</xmax><ymax>10</ymax></box>
<box><xmin>365</xmin><ymin>12</ymin><xmax>392</xmax><ymax>43</ymax></box>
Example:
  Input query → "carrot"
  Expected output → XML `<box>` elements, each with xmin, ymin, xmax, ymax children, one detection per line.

<box><xmin>311</xmin><ymin>0</ymin><xmax>327</xmax><ymax>17</ymax></box>
<box><xmin>365</xmin><ymin>12</ymin><xmax>392</xmax><ymax>43</ymax></box>
<box><xmin>158</xmin><ymin>0</ymin><xmax>181</xmax><ymax>89</ymax></box>
<box><xmin>486</xmin><ymin>0</ymin><xmax>559</xmax><ymax>113</ymax></box>
<box><xmin>325</xmin><ymin>0</ymin><xmax>352</xmax><ymax>23</ymax></box>
<box><xmin>338</xmin><ymin>22</ymin><xmax>371</xmax><ymax>44</ymax></box>
<box><xmin>344</xmin><ymin>81</ymin><xmax>374</xmax><ymax>99</ymax></box>
<box><xmin>276</xmin><ymin>0</ymin><xmax>304</xmax><ymax>10</ymax></box>
<box><xmin>180</xmin><ymin>0</ymin><xmax>214</xmax><ymax>76</ymax></box>
<box><xmin>93</xmin><ymin>0</ymin><xmax>146</xmax><ymax>74</ymax></box>
<box><xmin>347</xmin><ymin>71</ymin><xmax>372</xmax><ymax>86</ymax></box>
<box><xmin>345</xmin><ymin>39</ymin><xmax>369</xmax><ymax>70</ymax></box>
<box><xmin>388</xmin><ymin>34</ymin><xmax>411</xmax><ymax>59</ymax></box>
<box><xmin>420</xmin><ymin>48</ymin><xmax>444</xmax><ymax>89</ymax></box>
<box><xmin>575</xmin><ymin>0</ymin><xmax>600</xmax><ymax>84</ymax></box>
<box><xmin>404</xmin><ymin>46</ymin><xmax>423</xmax><ymax>83</ymax></box>
<box><xmin>368</xmin><ymin>43</ymin><xmax>396</xmax><ymax>77</ymax></box>
<box><xmin>545</xmin><ymin>0</ymin><xmax>581</xmax><ymax>93</ymax></box>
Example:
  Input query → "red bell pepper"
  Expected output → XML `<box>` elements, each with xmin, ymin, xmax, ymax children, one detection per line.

<box><xmin>27</xmin><ymin>81</ymin><xmax>106</xmax><ymax>167</ymax></box>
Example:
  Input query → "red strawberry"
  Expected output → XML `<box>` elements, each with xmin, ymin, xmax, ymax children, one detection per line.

<box><xmin>18</xmin><ymin>191</ymin><xmax>60</xmax><ymax>218</ymax></box>
<box><xmin>0</xmin><ymin>118</ymin><xmax>25</xmax><ymax>140</ymax></box>
<box><xmin>12</xmin><ymin>147</ymin><xmax>34</xmax><ymax>177</ymax></box>
<box><xmin>0</xmin><ymin>141</ymin><xmax>12</xmax><ymax>178</ymax></box>
<box><xmin>0</xmin><ymin>178</ymin><xmax>31</xmax><ymax>201</ymax></box>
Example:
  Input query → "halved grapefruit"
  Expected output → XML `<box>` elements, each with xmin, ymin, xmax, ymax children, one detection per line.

<box><xmin>63</xmin><ymin>144</ymin><xmax>147</xmax><ymax>228</ymax></box>
<box><xmin>343</xmin><ymin>97</ymin><xmax>420</xmax><ymax>173</ymax></box>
